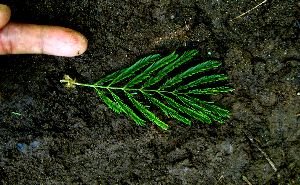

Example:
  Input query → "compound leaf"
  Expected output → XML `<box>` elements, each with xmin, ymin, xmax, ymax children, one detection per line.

<box><xmin>61</xmin><ymin>50</ymin><xmax>234</xmax><ymax>130</ymax></box>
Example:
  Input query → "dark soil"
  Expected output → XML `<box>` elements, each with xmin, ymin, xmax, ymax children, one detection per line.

<box><xmin>1</xmin><ymin>0</ymin><xmax>300</xmax><ymax>184</ymax></box>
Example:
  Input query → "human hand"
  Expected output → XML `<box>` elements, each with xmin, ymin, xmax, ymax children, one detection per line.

<box><xmin>0</xmin><ymin>4</ymin><xmax>87</xmax><ymax>57</ymax></box>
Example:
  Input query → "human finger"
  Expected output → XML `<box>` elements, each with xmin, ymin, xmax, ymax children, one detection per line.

<box><xmin>0</xmin><ymin>4</ymin><xmax>11</xmax><ymax>28</ymax></box>
<box><xmin>0</xmin><ymin>22</ymin><xmax>88</xmax><ymax>57</ymax></box>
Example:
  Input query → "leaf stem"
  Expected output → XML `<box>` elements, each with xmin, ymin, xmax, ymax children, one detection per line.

<box><xmin>60</xmin><ymin>79</ymin><xmax>186</xmax><ymax>95</ymax></box>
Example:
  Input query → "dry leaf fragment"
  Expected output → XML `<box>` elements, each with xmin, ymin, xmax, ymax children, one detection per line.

<box><xmin>64</xmin><ymin>75</ymin><xmax>76</xmax><ymax>88</ymax></box>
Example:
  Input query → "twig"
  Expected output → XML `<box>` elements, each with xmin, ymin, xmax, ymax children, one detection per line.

<box><xmin>255</xmin><ymin>145</ymin><xmax>277</xmax><ymax>172</ymax></box>
<box><xmin>296</xmin><ymin>20</ymin><xmax>300</xmax><ymax>28</ymax></box>
<box><xmin>242</xmin><ymin>176</ymin><xmax>252</xmax><ymax>185</ymax></box>
<box><xmin>243</xmin><ymin>131</ymin><xmax>277</xmax><ymax>172</ymax></box>
<box><xmin>278</xmin><ymin>97</ymin><xmax>283</xmax><ymax>143</ymax></box>
<box><xmin>230</xmin><ymin>0</ymin><xmax>267</xmax><ymax>21</ymax></box>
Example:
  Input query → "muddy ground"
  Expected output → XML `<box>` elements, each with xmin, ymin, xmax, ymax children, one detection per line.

<box><xmin>0</xmin><ymin>0</ymin><xmax>299</xmax><ymax>184</ymax></box>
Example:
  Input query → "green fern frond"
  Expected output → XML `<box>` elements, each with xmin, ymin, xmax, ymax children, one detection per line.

<box><xmin>60</xmin><ymin>50</ymin><xmax>234</xmax><ymax>130</ymax></box>
<box><xmin>94</xmin><ymin>88</ymin><xmax>122</xmax><ymax>113</ymax></box>
<box><xmin>144</xmin><ymin>93</ymin><xmax>191</xmax><ymax>125</ymax></box>
<box><xmin>188</xmin><ymin>86</ymin><xmax>235</xmax><ymax>95</ymax></box>
<box><xmin>176</xmin><ymin>74</ymin><xmax>228</xmax><ymax>91</ymax></box>
<box><xmin>161</xmin><ymin>93</ymin><xmax>212</xmax><ymax>123</ymax></box>
<box><xmin>177</xmin><ymin>95</ymin><xmax>229</xmax><ymax>123</ymax></box>
<box><xmin>126</xmin><ymin>91</ymin><xmax>168</xmax><ymax>129</ymax></box>
<box><xmin>109</xmin><ymin>89</ymin><xmax>146</xmax><ymax>126</ymax></box>
<box><xmin>142</xmin><ymin>50</ymin><xmax>198</xmax><ymax>88</ymax></box>
<box><xmin>109</xmin><ymin>54</ymin><xmax>161</xmax><ymax>86</ymax></box>
<box><xmin>160</xmin><ymin>60</ymin><xmax>222</xmax><ymax>90</ymax></box>
<box><xmin>125</xmin><ymin>52</ymin><xmax>178</xmax><ymax>88</ymax></box>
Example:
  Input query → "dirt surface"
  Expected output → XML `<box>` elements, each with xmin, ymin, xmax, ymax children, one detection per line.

<box><xmin>0</xmin><ymin>0</ymin><xmax>300</xmax><ymax>184</ymax></box>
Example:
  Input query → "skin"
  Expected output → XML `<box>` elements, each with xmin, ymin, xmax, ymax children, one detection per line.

<box><xmin>0</xmin><ymin>4</ymin><xmax>87</xmax><ymax>57</ymax></box>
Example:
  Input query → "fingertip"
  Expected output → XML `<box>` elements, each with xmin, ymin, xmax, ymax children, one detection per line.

<box><xmin>0</xmin><ymin>4</ymin><xmax>11</xmax><ymax>28</ymax></box>
<box><xmin>42</xmin><ymin>26</ymin><xmax>88</xmax><ymax>57</ymax></box>
<box><xmin>0</xmin><ymin>23</ymin><xmax>88</xmax><ymax>57</ymax></box>
<box><xmin>63</xmin><ymin>28</ymin><xmax>88</xmax><ymax>57</ymax></box>
<box><xmin>72</xmin><ymin>30</ymin><xmax>88</xmax><ymax>57</ymax></box>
